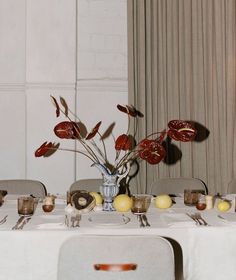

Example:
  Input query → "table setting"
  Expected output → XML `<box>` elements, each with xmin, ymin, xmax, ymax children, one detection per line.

<box><xmin>0</xmin><ymin>190</ymin><xmax>236</xmax><ymax>280</ymax></box>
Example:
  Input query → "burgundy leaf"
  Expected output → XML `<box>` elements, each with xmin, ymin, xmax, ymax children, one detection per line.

<box><xmin>51</xmin><ymin>96</ymin><xmax>60</xmax><ymax>118</ymax></box>
<box><xmin>59</xmin><ymin>96</ymin><xmax>68</xmax><ymax>117</ymax></box>
<box><xmin>117</xmin><ymin>104</ymin><xmax>143</xmax><ymax>118</ymax></box>
<box><xmin>86</xmin><ymin>121</ymin><xmax>102</xmax><ymax>140</ymax></box>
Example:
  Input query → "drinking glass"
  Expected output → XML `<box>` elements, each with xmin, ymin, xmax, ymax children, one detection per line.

<box><xmin>131</xmin><ymin>194</ymin><xmax>152</xmax><ymax>215</ymax></box>
<box><xmin>17</xmin><ymin>196</ymin><xmax>35</xmax><ymax>216</ymax></box>
<box><xmin>184</xmin><ymin>189</ymin><xmax>205</xmax><ymax>206</ymax></box>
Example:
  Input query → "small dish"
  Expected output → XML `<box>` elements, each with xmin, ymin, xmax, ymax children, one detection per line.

<box><xmin>88</xmin><ymin>213</ymin><xmax>130</xmax><ymax>227</ymax></box>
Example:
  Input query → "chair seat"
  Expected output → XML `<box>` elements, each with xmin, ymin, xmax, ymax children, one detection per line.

<box><xmin>70</xmin><ymin>179</ymin><xmax>103</xmax><ymax>193</ymax></box>
<box><xmin>57</xmin><ymin>235</ymin><xmax>175</xmax><ymax>280</ymax></box>
<box><xmin>0</xmin><ymin>179</ymin><xmax>47</xmax><ymax>198</ymax></box>
<box><xmin>151</xmin><ymin>177</ymin><xmax>207</xmax><ymax>196</ymax></box>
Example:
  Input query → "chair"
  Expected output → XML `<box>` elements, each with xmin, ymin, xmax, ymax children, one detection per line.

<box><xmin>150</xmin><ymin>177</ymin><xmax>208</xmax><ymax>196</ymax></box>
<box><xmin>70</xmin><ymin>179</ymin><xmax>103</xmax><ymax>193</ymax></box>
<box><xmin>227</xmin><ymin>179</ymin><xmax>236</xmax><ymax>193</ymax></box>
<box><xmin>57</xmin><ymin>235</ymin><xmax>175</xmax><ymax>280</ymax></box>
<box><xmin>0</xmin><ymin>179</ymin><xmax>47</xmax><ymax>198</ymax></box>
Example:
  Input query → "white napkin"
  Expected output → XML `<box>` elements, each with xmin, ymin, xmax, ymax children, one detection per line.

<box><xmin>161</xmin><ymin>213</ymin><xmax>196</xmax><ymax>227</ymax></box>
<box><xmin>35</xmin><ymin>223</ymin><xmax>66</xmax><ymax>230</ymax></box>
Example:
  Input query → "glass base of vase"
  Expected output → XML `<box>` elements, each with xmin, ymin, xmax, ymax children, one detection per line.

<box><xmin>102</xmin><ymin>201</ymin><xmax>115</xmax><ymax>211</ymax></box>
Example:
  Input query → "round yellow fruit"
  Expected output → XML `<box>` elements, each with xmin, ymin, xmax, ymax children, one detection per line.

<box><xmin>217</xmin><ymin>200</ymin><xmax>231</xmax><ymax>212</ymax></box>
<box><xmin>89</xmin><ymin>192</ymin><xmax>103</xmax><ymax>205</ymax></box>
<box><xmin>155</xmin><ymin>194</ymin><xmax>172</xmax><ymax>209</ymax></box>
<box><xmin>113</xmin><ymin>194</ymin><xmax>133</xmax><ymax>212</ymax></box>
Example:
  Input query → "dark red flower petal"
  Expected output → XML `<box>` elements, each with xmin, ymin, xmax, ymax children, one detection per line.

<box><xmin>35</xmin><ymin>142</ymin><xmax>53</xmax><ymax>157</ymax></box>
<box><xmin>54</xmin><ymin>121</ymin><xmax>80</xmax><ymax>139</ymax></box>
<box><xmin>167</xmin><ymin>120</ymin><xmax>197</xmax><ymax>142</ymax></box>
<box><xmin>138</xmin><ymin>139</ymin><xmax>152</xmax><ymax>149</ymax></box>
<box><xmin>86</xmin><ymin>121</ymin><xmax>102</xmax><ymax>140</ymax></box>
<box><xmin>138</xmin><ymin>140</ymin><xmax>166</xmax><ymax>164</ymax></box>
<box><xmin>115</xmin><ymin>134</ymin><xmax>132</xmax><ymax>151</ymax></box>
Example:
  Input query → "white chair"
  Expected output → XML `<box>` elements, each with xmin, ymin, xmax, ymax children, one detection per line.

<box><xmin>70</xmin><ymin>179</ymin><xmax>103</xmax><ymax>193</ymax></box>
<box><xmin>57</xmin><ymin>235</ymin><xmax>175</xmax><ymax>280</ymax></box>
<box><xmin>0</xmin><ymin>179</ymin><xmax>47</xmax><ymax>198</ymax></box>
<box><xmin>227</xmin><ymin>179</ymin><xmax>236</xmax><ymax>193</ymax></box>
<box><xmin>150</xmin><ymin>177</ymin><xmax>207</xmax><ymax>196</ymax></box>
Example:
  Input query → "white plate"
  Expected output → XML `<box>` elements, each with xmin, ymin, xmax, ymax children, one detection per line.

<box><xmin>88</xmin><ymin>213</ymin><xmax>130</xmax><ymax>227</ymax></box>
<box><xmin>219</xmin><ymin>213</ymin><xmax>236</xmax><ymax>222</ymax></box>
<box><xmin>39</xmin><ymin>214</ymin><xmax>64</xmax><ymax>220</ymax></box>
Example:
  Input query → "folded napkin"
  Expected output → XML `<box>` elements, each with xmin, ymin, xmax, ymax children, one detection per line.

<box><xmin>162</xmin><ymin>213</ymin><xmax>196</xmax><ymax>227</ymax></box>
<box><xmin>35</xmin><ymin>223</ymin><xmax>66</xmax><ymax>230</ymax></box>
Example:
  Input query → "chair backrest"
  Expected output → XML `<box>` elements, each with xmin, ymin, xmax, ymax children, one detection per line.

<box><xmin>70</xmin><ymin>179</ymin><xmax>103</xmax><ymax>193</ymax></box>
<box><xmin>57</xmin><ymin>235</ymin><xmax>175</xmax><ymax>280</ymax></box>
<box><xmin>0</xmin><ymin>179</ymin><xmax>47</xmax><ymax>198</ymax></box>
<box><xmin>151</xmin><ymin>177</ymin><xmax>207</xmax><ymax>196</ymax></box>
<box><xmin>227</xmin><ymin>179</ymin><xmax>236</xmax><ymax>193</ymax></box>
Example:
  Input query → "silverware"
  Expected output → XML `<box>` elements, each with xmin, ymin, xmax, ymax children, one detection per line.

<box><xmin>217</xmin><ymin>214</ymin><xmax>225</xmax><ymax>220</ymax></box>
<box><xmin>194</xmin><ymin>213</ymin><xmax>209</xmax><ymax>226</ymax></box>
<box><xmin>12</xmin><ymin>216</ymin><xmax>25</xmax><ymax>230</ymax></box>
<box><xmin>186</xmin><ymin>213</ymin><xmax>203</xmax><ymax>226</ymax></box>
<box><xmin>74</xmin><ymin>214</ymin><xmax>81</xmax><ymax>227</ymax></box>
<box><xmin>137</xmin><ymin>215</ymin><xmax>145</xmax><ymax>227</ymax></box>
<box><xmin>19</xmin><ymin>217</ymin><xmax>31</xmax><ymax>230</ymax></box>
<box><xmin>142</xmin><ymin>214</ymin><xmax>150</xmax><ymax>227</ymax></box>
<box><xmin>0</xmin><ymin>215</ymin><xmax>7</xmax><ymax>225</ymax></box>
<box><xmin>186</xmin><ymin>213</ymin><xmax>198</xmax><ymax>225</ymax></box>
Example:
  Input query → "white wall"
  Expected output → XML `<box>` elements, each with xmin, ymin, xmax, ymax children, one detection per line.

<box><xmin>0</xmin><ymin>0</ymin><xmax>128</xmax><ymax>194</ymax></box>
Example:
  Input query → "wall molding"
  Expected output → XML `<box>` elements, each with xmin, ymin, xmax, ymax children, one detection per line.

<box><xmin>25</xmin><ymin>82</ymin><xmax>76</xmax><ymax>91</ymax></box>
<box><xmin>76</xmin><ymin>78</ymin><xmax>128</xmax><ymax>93</ymax></box>
<box><xmin>0</xmin><ymin>83</ymin><xmax>25</xmax><ymax>92</ymax></box>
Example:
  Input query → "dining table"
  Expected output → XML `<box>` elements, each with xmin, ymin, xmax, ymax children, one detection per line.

<box><xmin>0</xmin><ymin>194</ymin><xmax>236</xmax><ymax>280</ymax></box>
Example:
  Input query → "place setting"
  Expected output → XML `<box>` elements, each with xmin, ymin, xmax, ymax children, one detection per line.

<box><xmin>12</xmin><ymin>196</ymin><xmax>35</xmax><ymax>230</ymax></box>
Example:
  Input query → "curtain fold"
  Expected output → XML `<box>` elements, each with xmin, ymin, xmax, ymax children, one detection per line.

<box><xmin>127</xmin><ymin>0</ymin><xmax>236</xmax><ymax>194</ymax></box>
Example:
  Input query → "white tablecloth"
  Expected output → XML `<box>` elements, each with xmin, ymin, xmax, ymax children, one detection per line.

<box><xmin>1</xmin><ymin>195</ymin><xmax>236</xmax><ymax>280</ymax></box>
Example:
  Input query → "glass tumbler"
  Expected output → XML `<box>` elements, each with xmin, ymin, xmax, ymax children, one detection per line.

<box><xmin>131</xmin><ymin>194</ymin><xmax>152</xmax><ymax>215</ymax></box>
<box><xmin>17</xmin><ymin>196</ymin><xmax>35</xmax><ymax>216</ymax></box>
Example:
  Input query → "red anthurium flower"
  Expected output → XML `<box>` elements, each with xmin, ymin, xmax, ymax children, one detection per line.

<box><xmin>86</xmin><ymin>121</ymin><xmax>102</xmax><ymax>140</ymax></box>
<box><xmin>115</xmin><ymin>134</ymin><xmax>132</xmax><ymax>151</ymax></box>
<box><xmin>138</xmin><ymin>139</ymin><xmax>166</xmax><ymax>164</ymax></box>
<box><xmin>54</xmin><ymin>121</ymin><xmax>79</xmax><ymax>139</ymax></box>
<box><xmin>35</xmin><ymin>142</ymin><xmax>53</xmax><ymax>157</ymax></box>
<box><xmin>167</xmin><ymin>120</ymin><xmax>197</xmax><ymax>142</ymax></box>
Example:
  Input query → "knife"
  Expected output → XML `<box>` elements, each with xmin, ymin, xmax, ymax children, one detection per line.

<box><xmin>12</xmin><ymin>216</ymin><xmax>25</xmax><ymax>230</ymax></box>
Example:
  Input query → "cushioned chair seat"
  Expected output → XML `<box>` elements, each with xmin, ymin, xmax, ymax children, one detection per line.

<box><xmin>57</xmin><ymin>235</ymin><xmax>175</xmax><ymax>280</ymax></box>
<box><xmin>0</xmin><ymin>179</ymin><xmax>47</xmax><ymax>198</ymax></box>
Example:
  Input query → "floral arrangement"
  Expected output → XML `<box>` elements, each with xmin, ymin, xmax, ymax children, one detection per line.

<box><xmin>35</xmin><ymin>96</ymin><xmax>197</xmax><ymax>175</ymax></box>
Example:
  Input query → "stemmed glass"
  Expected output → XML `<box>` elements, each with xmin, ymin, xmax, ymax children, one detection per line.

<box><xmin>131</xmin><ymin>194</ymin><xmax>152</xmax><ymax>227</ymax></box>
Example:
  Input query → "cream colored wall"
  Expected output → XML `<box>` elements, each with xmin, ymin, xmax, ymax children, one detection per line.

<box><xmin>0</xmin><ymin>0</ymin><xmax>128</xmax><ymax>194</ymax></box>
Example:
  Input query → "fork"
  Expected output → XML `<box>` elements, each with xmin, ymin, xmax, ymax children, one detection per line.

<box><xmin>142</xmin><ymin>215</ymin><xmax>150</xmax><ymax>227</ymax></box>
<box><xmin>137</xmin><ymin>215</ymin><xmax>145</xmax><ymax>227</ymax></box>
<box><xmin>0</xmin><ymin>215</ymin><xmax>7</xmax><ymax>225</ymax></box>
<box><xmin>194</xmin><ymin>213</ymin><xmax>209</xmax><ymax>226</ymax></box>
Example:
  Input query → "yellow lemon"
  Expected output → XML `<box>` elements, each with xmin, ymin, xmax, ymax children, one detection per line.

<box><xmin>217</xmin><ymin>200</ymin><xmax>231</xmax><ymax>212</ymax></box>
<box><xmin>113</xmin><ymin>194</ymin><xmax>133</xmax><ymax>212</ymax></box>
<box><xmin>155</xmin><ymin>194</ymin><xmax>172</xmax><ymax>209</ymax></box>
<box><xmin>89</xmin><ymin>192</ymin><xmax>103</xmax><ymax>205</ymax></box>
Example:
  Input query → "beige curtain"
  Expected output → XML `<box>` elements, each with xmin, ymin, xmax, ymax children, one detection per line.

<box><xmin>127</xmin><ymin>0</ymin><xmax>236</xmax><ymax>194</ymax></box>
